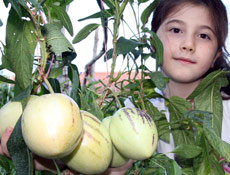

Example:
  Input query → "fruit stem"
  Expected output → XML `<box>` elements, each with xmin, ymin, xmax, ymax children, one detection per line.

<box><xmin>53</xmin><ymin>159</ymin><xmax>61</xmax><ymax>175</ymax></box>
<box><xmin>37</xmin><ymin>66</ymin><xmax>55</xmax><ymax>94</ymax></box>
<box><xmin>44</xmin><ymin>78</ymin><xmax>55</xmax><ymax>94</ymax></box>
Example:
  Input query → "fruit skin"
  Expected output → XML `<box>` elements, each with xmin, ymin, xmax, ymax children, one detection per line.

<box><xmin>62</xmin><ymin>110</ymin><xmax>112</xmax><ymax>175</ymax></box>
<box><xmin>21</xmin><ymin>93</ymin><xmax>83</xmax><ymax>159</ymax></box>
<box><xmin>110</xmin><ymin>107</ymin><xmax>158</xmax><ymax>160</ymax></box>
<box><xmin>0</xmin><ymin>95</ymin><xmax>38</xmax><ymax>137</ymax></box>
<box><xmin>102</xmin><ymin>116</ymin><xmax>129</xmax><ymax>168</ymax></box>
<box><xmin>0</xmin><ymin>101</ymin><xmax>22</xmax><ymax>137</ymax></box>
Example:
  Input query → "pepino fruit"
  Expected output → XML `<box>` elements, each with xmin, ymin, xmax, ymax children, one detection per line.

<box><xmin>102</xmin><ymin>116</ymin><xmax>129</xmax><ymax>168</ymax></box>
<box><xmin>21</xmin><ymin>93</ymin><xmax>83</xmax><ymax>159</ymax></box>
<box><xmin>0</xmin><ymin>95</ymin><xmax>38</xmax><ymax>137</ymax></box>
<box><xmin>110</xmin><ymin>107</ymin><xmax>158</xmax><ymax>160</ymax></box>
<box><xmin>0</xmin><ymin>101</ymin><xmax>22</xmax><ymax>137</ymax></box>
<box><xmin>62</xmin><ymin>110</ymin><xmax>112</xmax><ymax>175</ymax></box>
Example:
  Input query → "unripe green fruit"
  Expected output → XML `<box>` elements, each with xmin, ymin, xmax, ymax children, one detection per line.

<box><xmin>102</xmin><ymin>116</ymin><xmax>129</xmax><ymax>168</ymax></box>
<box><xmin>0</xmin><ymin>95</ymin><xmax>38</xmax><ymax>137</ymax></box>
<box><xmin>110</xmin><ymin>107</ymin><xmax>158</xmax><ymax>160</ymax></box>
<box><xmin>21</xmin><ymin>93</ymin><xmax>83</xmax><ymax>159</ymax></box>
<box><xmin>62</xmin><ymin>110</ymin><xmax>112</xmax><ymax>175</ymax></box>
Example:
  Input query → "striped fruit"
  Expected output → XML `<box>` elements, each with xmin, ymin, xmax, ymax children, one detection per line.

<box><xmin>110</xmin><ymin>107</ymin><xmax>158</xmax><ymax>160</ymax></box>
<box><xmin>62</xmin><ymin>110</ymin><xmax>112</xmax><ymax>174</ymax></box>
<box><xmin>0</xmin><ymin>95</ymin><xmax>38</xmax><ymax>137</ymax></box>
<box><xmin>21</xmin><ymin>93</ymin><xmax>83</xmax><ymax>159</ymax></box>
<box><xmin>102</xmin><ymin>116</ymin><xmax>129</xmax><ymax>168</ymax></box>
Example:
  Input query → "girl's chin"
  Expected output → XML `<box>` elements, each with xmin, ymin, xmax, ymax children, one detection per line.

<box><xmin>169</xmin><ymin>76</ymin><xmax>202</xmax><ymax>84</ymax></box>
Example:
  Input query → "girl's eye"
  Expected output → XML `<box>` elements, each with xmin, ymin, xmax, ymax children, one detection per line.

<box><xmin>199</xmin><ymin>33</ymin><xmax>210</xmax><ymax>40</ymax></box>
<box><xmin>170</xmin><ymin>28</ymin><xmax>181</xmax><ymax>33</ymax></box>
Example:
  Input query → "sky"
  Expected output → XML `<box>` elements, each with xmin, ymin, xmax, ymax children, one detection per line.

<box><xmin>0</xmin><ymin>0</ymin><xmax>230</xmax><ymax>74</ymax></box>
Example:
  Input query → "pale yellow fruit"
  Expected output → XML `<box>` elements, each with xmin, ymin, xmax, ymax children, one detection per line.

<box><xmin>21</xmin><ymin>93</ymin><xmax>83</xmax><ymax>159</ymax></box>
<box><xmin>62</xmin><ymin>110</ymin><xmax>112</xmax><ymax>175</ymax></box>
<box><xmin>0</xmin><ymin>101</ymin><xmax>22</xmax><ymax>137</ymax></box>
<box><xmin>0</xmin><ymin>95</ymin><xmax>38</xmax><ymax>137</ymax></box>
<box><xmin>110</xmin><ymin>107</ymin><xmax>158</xmax><ymax>160</ymax></box>
<box><xmin>102</xmin><ymin>116</ymin><xmax>129</xmax><ymax>168</ymax></box>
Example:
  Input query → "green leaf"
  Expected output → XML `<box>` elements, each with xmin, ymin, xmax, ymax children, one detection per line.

<box><xmin>166</xmin><ymin>159</ymin><xmax>182</xmax><ymax>175</ymax></box>
<box><xmin>143</xmin><ymin>154</ymin><xmax>182</xmax><ymax>175</ymax></box>
<box><xmin>24</xmin><ymin>18</ymin><xmax>37</xmax><ymax>52</ymax></box>
<box><xmin>172</xmin><ymin>144</ymin><xmax>202</xmax><ymax>159</ymax></box>
<box><xmin>194</xmin><ymin>134</ymin><xmax>225</xmax><ymax>175</ymax></box>
<box><xmin>143</xmin><ymin>28</ymin><xmax>163</xmax><ymax>70</ymax></box>
<box><xmin>145</xmin><ymin>100</ymin><xmax>170</xmax><ymax>142</ymax></box>
<box><xmin>104</xmin><ymin>48</ymin><xmax>113</xmax><ymax>61</ymax></box>
<box><xmin>0</xmin><ymin>155</ymin><xmax>16</xmax><ymax>175</ymax></box>
<box><xmin>138</xmin><ymin>0</ymin><xmax>149</xmax><ymax>3</ymax></box>
<box><xmin>0</xmin><ymin>75</ymin><xmax>15</xmax><ymax>84</ymax></box>
<box><xmin>148</xmin><ymin>71</ymin><xmax>166</xmax><ymax>90</ymax></box>
<box><xmin>188</xmin><ymin>70</ymin><xmax>228</xmax><ymax>137</ymax></box>
<box><xmin>12</xmin><ymin>85</ymin><xmax>32</xmax><ymax>102</ymax></box>
<box><xmin>116</xmin><ymin>37</ymin><xmax>143</xmax><ymax>55</ymax></box>
<box><xmin>8</xmin><ymin>0</ymin><xmax>22</xmax><ymax>17</ymax></box>
<box><xmin>0</xmin><ymin>19</ymin><xmax>3</xmax><ymax>27</ymax></box>
<box><xmin>140</xmin><ymin>0</ymin><xmax>159</xmax><ymax>27</ymax></box>
<box><xmin>51</xmin><ymin>5</ymin><xmax>73</xmax><ymax>36</ymax></box>
<box><xmin>195</xmin><ymin>152</ymin><xmax>224</xmax><ymax>175</ymax></box>
<box><xmin>7</xmin><ymin>117</ymin><xmax>33</xmax><ymax>175</ymax></box>
<box><xmin>68</xmin><ymin>64</ymin><xmax>81</xmax><ymax>106</ymax></box>
<box><xmin>181</xmin><ymin>168</ymin><xmax>194</xmax><ymax>175</ymax></box>
<box><xmin>62</xmin><ymin>51</ymin><xmax>77</xmax><ymax>65</ymax></box>
<box><xmin>72</xmin><ymin>23</ymin><xmax>100</xmax><ymax>44</ymax></box>
<box><xmin>78</xmin><ymin>9</ymin><xmax>114</xmax><ymax>22</ymax></box>
<box><xmin>5</xmin><ymin>8</ymin><xmax>35</xmax><ymax>90</ymax></box>
<box><xmin>203</xmin><ymin>115</ymin><xmax>230</xmax><ymax>162</ymax></box>
<box><xmin>102</xmin><ymin>0</ymin><xmax>116</xmax><ymax>9</ymax></box>
<box><xmin>167</xmin><ymin>96</ymin><xmax>194</xmax><ymax>147</ymax></box>
<box><xmin>47</xmin><ymin>78</ymin><xmax>61</xmax><ymax>93</ymax></box>
<box><xmin>35</xmin><ymin>170</ymin><xmax>56</xmax><ymax>175</ymax></box>
<box><xmin>42</xmin><ymin>23</ymin><xmax>75</xmax><ymax>55</ymax></box>
<box><xmin>88</xmin><ymin>97</ymin><xmax>104</xmax><ymax>121</ymax></box>
<box><xmin>48</xmin><ymin>66</ymin><xmax>63</xmax><ymax>79</ymax></box>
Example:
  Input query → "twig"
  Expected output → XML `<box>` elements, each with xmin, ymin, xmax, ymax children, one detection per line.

<box><xmin>83</xmin><ymin>0</ymin><xmax>108</xmax><ymax>86</ymax></box>
<box><xmin>39</xmin><ymin>10</ymin><xmax>46</xmax><ymax>25</ymax></box>
<box><xmin>46</xmin><ymin>54</ymin><xmax>55</xmax><ymax>77</ymax></box>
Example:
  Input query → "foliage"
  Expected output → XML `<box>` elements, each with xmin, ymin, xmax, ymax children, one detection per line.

<box><xmin>0</xmin><ymin>82</ymin><xmax>14</xmax><ymax>107</ymax></box>
<box><xmin>0</xmin><ymin>0</ymin><xmax>229</xmax><ymax>174</ymax></box>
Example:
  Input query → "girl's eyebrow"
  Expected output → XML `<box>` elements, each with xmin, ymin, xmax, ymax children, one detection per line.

<box><xmin>165</xmin><ymin>19</ymin><xmax>185</xmax><ymax>26</ymax></box>
<box><xmin>165</xmin><ymin>19</ymin><xmax>215</xmax><ymax>34</ymax></box>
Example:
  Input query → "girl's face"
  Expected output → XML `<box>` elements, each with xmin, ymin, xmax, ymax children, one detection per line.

<box><xmin>156</xmin><ymin>4</ymin><xmax>220</xmax><ymax>84</ymax></box>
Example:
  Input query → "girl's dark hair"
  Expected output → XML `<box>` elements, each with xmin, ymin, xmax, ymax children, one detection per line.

<box><xmin>151</xmin><ymin>0</ymin><xmax>230</xmax><ymax>99</ymax></box>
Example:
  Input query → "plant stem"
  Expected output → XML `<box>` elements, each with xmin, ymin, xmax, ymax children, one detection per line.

<box><xmin>109</xmin><ymin>0</ymin><xmax>129</xmax><ymax>83</ymax></box>
<box><xmin>53</xmin><ymin>159</ymin><xmax>61</xmax><ymax>175</ymax></box>
<box><xmin>44</xmin><ymin>77</ymin><xmax>55</xmax><ymax>94</ymax></box>
<box><xmin>108</xmin><ymin>87</ymin><xmax>122</xmax><ymax>108</ymax></box>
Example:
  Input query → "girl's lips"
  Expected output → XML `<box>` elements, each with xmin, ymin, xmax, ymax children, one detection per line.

<box><xmin>174</xmin><ymin>57</ymin><xmax>196</xmax><ymax>64</ymax></box>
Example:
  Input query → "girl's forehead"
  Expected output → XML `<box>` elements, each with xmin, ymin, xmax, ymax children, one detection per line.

<box><xmin>162</xmin><ymin>3</ymin><xmax>214</xmax><ymax>27</ymax></box>
<box><xmin>164</xmin><ymin>3</ymin><xmax>211</xmax><ymax>21</ymax></box>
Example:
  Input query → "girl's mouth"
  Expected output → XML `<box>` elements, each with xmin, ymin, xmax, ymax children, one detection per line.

<box><xmin>174</xmin><ymin>57</ymin><xmax>196</xmax><ymax>64</ymax></box>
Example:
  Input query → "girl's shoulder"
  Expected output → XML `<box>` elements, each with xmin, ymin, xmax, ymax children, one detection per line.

<box><xmin>222</xmin><ymin>99</ymin><xmax>230</xmax><ymax>143</ymax></box>
<box><xmin>223</xmin><ymin>99</ymin><xmax>230</xmax><ymax>117</ymax></box>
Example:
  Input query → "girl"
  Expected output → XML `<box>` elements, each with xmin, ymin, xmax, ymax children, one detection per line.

<box><xmin>150</xmin><ymin>0</ymin><xmax>230</xmax><ymax>160</ymax></box>
<box><xmin>109</xmin><ymin>0</ymin><xmax>230</xmax><ymax>174</ymax></box>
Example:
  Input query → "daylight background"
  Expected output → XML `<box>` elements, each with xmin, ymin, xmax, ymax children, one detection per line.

<box><xmin>0</xmin><ymin>0</ymin><xmax>230</xmax><ymax>76</ymax></box>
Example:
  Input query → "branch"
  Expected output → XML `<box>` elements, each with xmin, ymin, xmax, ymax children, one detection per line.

<box><xmin>83</xmin><ymin>0</ymin><xmax>108</xmax><ymax>86</ymax></box>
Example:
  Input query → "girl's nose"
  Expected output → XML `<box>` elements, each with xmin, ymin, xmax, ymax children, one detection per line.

<box><xmin>180</xmin><ymin>36</ymin><xmax>195</xmax><ymax>53</ymax></box>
